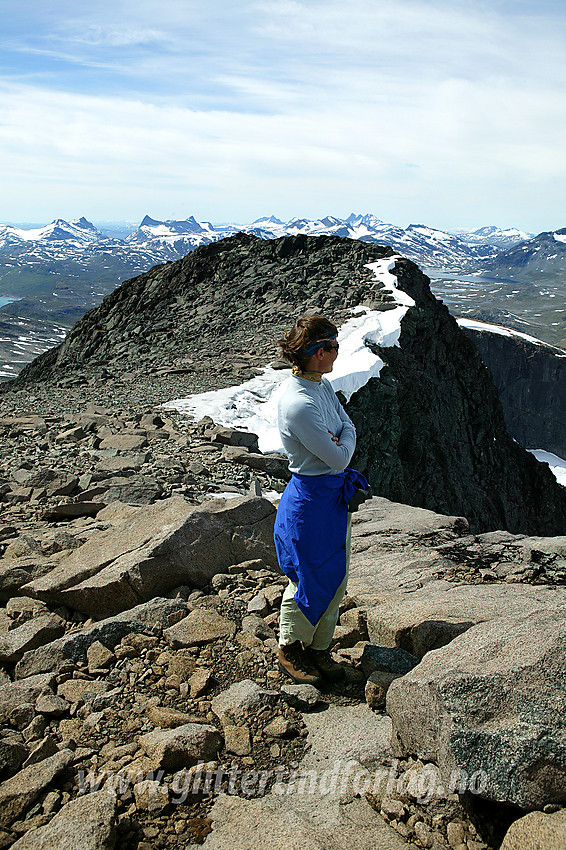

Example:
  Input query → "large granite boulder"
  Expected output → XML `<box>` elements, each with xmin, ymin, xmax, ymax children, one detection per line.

<box><xmin>386</xmin><ymin>606</ymin><xmax>566</xmax><ymax>809</ymax></box>
<box><xmin>21</xmin><ymin>495</ymin><xmax>277</xmax><ymax>616</ymax></box>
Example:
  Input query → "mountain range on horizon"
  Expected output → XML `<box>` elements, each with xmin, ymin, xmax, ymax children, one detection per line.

<box><xmin>0</xmin><ymin>212</ymin><xmax>537</xmax><ymax>273</ymax></box>
<box><xmin>2</xmin><ymin>212</ymin><xmax>566</xmax><ymax>383</ymax></box>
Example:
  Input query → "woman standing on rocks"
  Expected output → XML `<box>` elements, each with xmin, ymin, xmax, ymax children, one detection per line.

<box><xmin>274</xmin><ymin>314</ymin><xmax>369</xmax><ymax>687</ymax></box>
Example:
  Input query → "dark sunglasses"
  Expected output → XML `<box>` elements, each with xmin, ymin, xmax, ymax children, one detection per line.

<box><xmin>322</xmin><ymin>341</ymin><xmax>339</xmax><ymax>352</ymax></box>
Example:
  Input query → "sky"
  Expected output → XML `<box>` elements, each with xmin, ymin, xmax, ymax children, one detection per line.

<box><xmin>1</xmin><ymin>0</ymin><xmax>565</xmax><ymax>232</ymax></box>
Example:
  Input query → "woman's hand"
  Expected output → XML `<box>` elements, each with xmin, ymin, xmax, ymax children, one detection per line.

<box><xmin>328</xmin><ymin>430</ymin><xmax>342</xmax><ymax>446</ymax></box>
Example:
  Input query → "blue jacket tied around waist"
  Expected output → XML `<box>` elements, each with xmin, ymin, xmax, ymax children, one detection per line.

<box><xmin>274</xmin><ymin>467</ymin><xmax>369</xmax><ymax>625</ymax></box>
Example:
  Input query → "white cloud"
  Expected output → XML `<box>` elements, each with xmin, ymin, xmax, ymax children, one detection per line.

<box><xmin>1</xmin><ymin>0</ymin><xmax>565</xmax><ymax>229</ymax></box>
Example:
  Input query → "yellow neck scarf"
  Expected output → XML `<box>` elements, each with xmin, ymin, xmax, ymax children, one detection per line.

<box><xmin>292</xmin><ymin>365</ymin><xmax>322</xmax><ymax>382</ymax></box>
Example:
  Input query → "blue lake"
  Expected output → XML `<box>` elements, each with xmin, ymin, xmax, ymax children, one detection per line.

<box><xmin>0</xmin><ymin>297</ymin><xmax>19</xmax><ymax>308</ymax></box>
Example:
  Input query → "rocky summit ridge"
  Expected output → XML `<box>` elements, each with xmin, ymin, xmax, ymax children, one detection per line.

<box><xmin>0</xmin><ymin>234</ymin><xmax>566</xmax><ymax>849</ymax></box>
<box><xmin>0</xmin><ymin>417</ymin><xmax>565</xmax><ymax>849</ymax></box>
<box><xmin>6</xmin><ymin>232</ymin><xmax>566</xmax><ymax>537</ymax></box>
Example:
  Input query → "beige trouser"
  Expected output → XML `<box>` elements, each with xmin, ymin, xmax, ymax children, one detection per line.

<box><xmin>279</xmin><ymin>515</ymin><xmax>352</xmax><ymax>651</ymax></box>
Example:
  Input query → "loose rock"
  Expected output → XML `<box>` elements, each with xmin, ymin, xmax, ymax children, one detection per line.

<box><xmin>139</xmin><ymin>723</ymin><xmax>223</xmax><ymax>771</ymax></box>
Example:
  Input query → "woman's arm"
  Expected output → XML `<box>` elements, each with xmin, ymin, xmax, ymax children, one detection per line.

<box><xmin>326</xmin><ymin>381</ymin><xmax>356</xmax><ymax>446</ymax></box>
<box><xmin>287</xmin><ymin>398</ymin><xmax>356</xmax><ymax>470</ymax></box>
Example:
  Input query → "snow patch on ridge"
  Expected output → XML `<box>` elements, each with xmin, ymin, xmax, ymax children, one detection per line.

<box><xmin>457</xmin><ymin>318</ymin><xmax>566</xmax><ymax>355</ymax></box>
<box><xmin>164</xmin><ymin>257</ymin><xmax>412</xmax><ymax>452</ymax></box>
<box><xmin>529</xmin><ymin>449</ymin><xmax>566</xmax><ymax>487</ymax></box>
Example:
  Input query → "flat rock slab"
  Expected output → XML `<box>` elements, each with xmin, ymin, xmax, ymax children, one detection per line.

<box><xmin>222</xmin><ymin>447</ymin><xmax>290</xmax><ymax>480</ymax></box>
<box><xmin>98</xmin><ymin>434</ymin><xmax>148</xmax><ymax>451</ymax></box>
<box><xmin>351</xmin><ymin>497</ymin><xmax>468</xmax><ymax>539</ymax></box>
<box><xmin>434</xmin><ymin>531</ymin><xmax>566</xmax><ymax>584</ymax></box>
<box><xmin>387</xmin><ymin>606</ymin><xmax>566</xmax><ymax>809</ymax></box>
<box><xmin>0</xmin><ymin>416</ymin><xmax>46</xmax><ymax>432</ymax></box>
<box><xmin>204</xmin><ymin>793</ymin><xmax>407</xmax><ymax>850</ymax></box>
<box><xmin>348</xmin><ymin>497</ymin><xmax>566</xmax><ymax>657</ymax></box>
<box><xmin>14</xmin><ymin>597</ymin><xmax>187</xmax><ymax>679</ymax></box>
<box><xmin>0</xmin><ymin>613</ymin><xmax>66</xmax><ymax>663</ymax></box>
<box><xmin>57</xmin><ymin>679</ymin><xmax>110</xmax><ymax>703</ymax></box>
<box><xmin>95</xmin><ymin>456</ymin><xmax>144</xmax><ymax>474</ymax></box>
<box><xmin>363</xmin><ymin>583</ymin><xmax>566</xmax><ymax>658</ymax></box>
<box><xmin>100</xmin><ymin>479</ymin><xmax>161</xmax><ymax>506</ymax></box>
<box><xmin>203</xmin><ymin>704</ymin><xmax>409</xmax><ymax>850</ymax></box>
<box><xmin>43</xmin><ymin>502</ymin><xmax>105</xmax><ymax>521</ymax></box>
<box><xmin>10</xmin><ymin>788</ymin><xmax>117</xmax><ymax>850</ymax></box>
<box><xmin>22</xmin><ymin>495</ymin><xmax>277</xmax><ymax>617</ymax></box>
<box><xmin>0</xmin><ymin>748</ymin><xmax>74</xmax><ymax>827</ymax></box>
<box><xmin>347</xmin><ymin>504</ymin><xmax>467</xmax><ymax>605</ymax></box>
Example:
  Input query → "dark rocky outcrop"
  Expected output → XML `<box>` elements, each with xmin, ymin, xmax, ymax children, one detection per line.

<box><xmin>463</xmin><ymin>327</ymin><xmax>566</xmax><ymax>457</ymax></box>
<box><xmin>486</xmin><ymin>227</ymin><xmax>566</xmax><ymax>282</ymax></box>
<box><xmin>11</xmin><ymin>233</ymin><xmax>395</xmax><ymax>387</ymax></box>
<box><xmin>5</xmin><ymin>233</ymin><xmax>566</xmax><ymax>535</ymax></box>
<box><xmin>347</xmin><ymin>260</ymin><xmax>566</xmax><ymax>534</ymax></box>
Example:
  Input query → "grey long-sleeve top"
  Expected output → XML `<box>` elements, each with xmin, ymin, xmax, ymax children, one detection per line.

<box><xmin>277</xmin><ymin>374</ymin><xmax>356</xmax><ymax>475</ymax></box>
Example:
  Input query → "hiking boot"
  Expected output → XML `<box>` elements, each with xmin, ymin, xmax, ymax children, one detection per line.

<box><xmin>278</xmin><ymin>641</ymin><xmax>323</xmax><ymax>686</ymax></box>
<box><xmin>303</xmin><ymin>646</ymin><xmax>345</xmax><ymax>682</ymax></box>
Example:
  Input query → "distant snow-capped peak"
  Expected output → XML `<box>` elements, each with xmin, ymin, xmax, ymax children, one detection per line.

<box><xmin>451</xmin><ymin>225</ymin><xmax>533</xmax><ymax>248</ymax></box>
<box><xmin>252</xmin><ymin>215</ymin><xmax>285</xmax><ymax>226</ymax></box>
<box><xmin>0</xmin><ymin>217</ymin><xmax>105</xmax><ymax>247</ymax></box>
<box><xmin>136</xmin><ymin>215</ymin><xmax>212</xmax><ymax>235</ymax></box>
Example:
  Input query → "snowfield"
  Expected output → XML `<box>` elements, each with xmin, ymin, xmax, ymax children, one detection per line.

<box><xmin>164</xmin><ymin>257</ymin><xmax>412</xmax><ymax>452</ymax></box>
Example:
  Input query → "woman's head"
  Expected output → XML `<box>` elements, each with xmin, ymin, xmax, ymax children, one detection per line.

<box><xmin>278</xmin><ymin>314</ymin><xmax>338</xmax><ymax>371</ymax></box>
